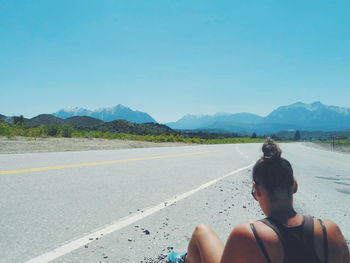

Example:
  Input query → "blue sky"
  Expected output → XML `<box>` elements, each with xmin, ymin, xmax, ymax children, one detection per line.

<box><xmin>0</xmin><ymin>0</ymin><xmax>349</xmax><ymax>123</ymax></box>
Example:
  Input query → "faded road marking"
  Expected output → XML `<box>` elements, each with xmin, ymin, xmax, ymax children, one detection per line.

<box><xmin>0</xmin><ymin>151</ymin><xmax>216</xmax><ymax>175</ymax></box>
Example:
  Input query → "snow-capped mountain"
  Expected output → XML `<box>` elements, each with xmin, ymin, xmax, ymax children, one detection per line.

<box><xmin>53</xmin><ymin>104</ymin><xmax>157</xmax><ymax>123</ymax></box>
<box><xmin>54</xmin><ymin>107</ymin><xmax>91</xmax><ymax>119</ymax></box>
<box><xmin>264</xmin><ymin>101</ymin><xmax>350</xmax><ymax>130</ymax></box>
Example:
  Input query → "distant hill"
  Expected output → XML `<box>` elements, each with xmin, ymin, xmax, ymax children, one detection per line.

<box><xmin>53</xmin><ymin>104</ymin><xmax>157</xmax><ymax>123</ymax></box>
<box><xmin>17</xmin><ymin>114</ymin><xmax>176</xmax><ymax>136</ymax></box>
<box><xmin>64</xmin><ymin>116</ymin><xmax>104</xmax><ymax>128</ymax></box>
<box><xmin>0</xmin><ymin>114</ymin><xmax>18</xmax><ymax>124</ymax></box>
<box><xmin>26</xmin><ymin>114</ymin><xmax>64</xmax><ymax>127</ymax></box>
<box><xmin>24</xmin><ymin>114</ymin><xmax>105</xmax><ymax>128</ymax></box>
<box><xmin>100</xmin><ymin>120</ymin><xmax>175</xmax><ymax>135</ymax></box>
<box><xmin>168</xmin><ymin>102</ymin><xmax>350</xmax><ymax>134</ymax></box>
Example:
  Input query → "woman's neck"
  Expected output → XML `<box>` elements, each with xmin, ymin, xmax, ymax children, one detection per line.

<box><xmin>265</xmin><ymin>201</ymin><xmax>299</xmax><ymax>224</ymax></box>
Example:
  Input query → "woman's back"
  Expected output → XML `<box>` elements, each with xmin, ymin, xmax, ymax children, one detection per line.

<box><xmin>250</xmin><ymin>216</ymin><xmax>349</xmax><ymax>263</ymax></box>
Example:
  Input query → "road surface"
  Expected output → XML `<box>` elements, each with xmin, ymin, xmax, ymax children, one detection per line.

<box><xmin>0</xmin><ymin>143</ymin><xmax>349</xmax><ymax>262</ymax></box>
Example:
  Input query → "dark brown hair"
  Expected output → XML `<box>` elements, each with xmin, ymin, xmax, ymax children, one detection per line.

<box><xmin>252</xmin><ymin>139</ymin><xmax>294</xmax><ymax>200</ymax></box>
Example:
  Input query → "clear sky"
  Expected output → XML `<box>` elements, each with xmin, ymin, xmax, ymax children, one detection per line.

<box><xmin>0</xmin><ymin>0</ymin><xmax>349</xmax><ymax>123</ymax></box>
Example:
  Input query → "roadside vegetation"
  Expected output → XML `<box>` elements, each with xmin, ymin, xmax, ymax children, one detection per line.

<box><xmin>0</xmin><ymin>121</ymin><xmax>264</xmax><ymax>144</ymax></box>
<box><xmin>313</xmin><ymin>137</ymin><xmax>350</xmax><ymax>152</ymax></box>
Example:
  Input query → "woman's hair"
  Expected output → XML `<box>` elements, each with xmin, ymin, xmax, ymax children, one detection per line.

<box><xmin>252</xmin><ymin>139</ymin><xmax>294</xmax><ymax>201</ymax></box>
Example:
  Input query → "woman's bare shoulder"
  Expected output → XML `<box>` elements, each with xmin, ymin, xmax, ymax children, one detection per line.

<box><xmin>220</xmin><ymin>222</ymin><xmax>262</xmax><ymax>263</ymax></box>
<box><xmin>220</xmin><ymin>222</ymin><xmax>281</xmax><ymax>263</ymax></box>
<box><xmin>315</xmin><ymin>218</ymin><xmax>350</xmax><ymax>262</ymax></box>
<box><xmin>317</xmin><ymin>218</ymin><xmax>347</xmax><ymax>245</ymax></box>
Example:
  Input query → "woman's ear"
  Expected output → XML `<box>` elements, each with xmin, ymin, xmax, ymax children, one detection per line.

<box><xmin>255</xmin><ymin>184</ymin><xmax>263</xmax><ymax>198</ymax></box>
<box><xmin>293</xmin><ymin>180</ymin><xmax>298</xmax><ymax>194</ymax></box>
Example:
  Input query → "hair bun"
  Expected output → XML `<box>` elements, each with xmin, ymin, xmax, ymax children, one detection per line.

<box><xmin>262</xmin><ymin>139</ymin><xmax>282</xmax><ymax>159</ymax></box>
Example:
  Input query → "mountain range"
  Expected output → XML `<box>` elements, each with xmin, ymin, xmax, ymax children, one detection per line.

<box><xmin>53</xmin><ymin>104</ymin><xmax>156</xmax><ymax>124</ymax></box>
<box><xmin>166</xmin><ymin>101</ymin><xmax>350</xmax><ymax>134</ymax></box>
<box><xmin>2</xmin><ymin>102</ymin><xmax>350</xmax><ymax>134</ymax></box>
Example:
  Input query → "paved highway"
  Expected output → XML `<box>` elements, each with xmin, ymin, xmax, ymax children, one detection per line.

<box><xmin>0</xmin><ymin>143</ymin><xmax>349</xmax><ymax>262</ymax></box>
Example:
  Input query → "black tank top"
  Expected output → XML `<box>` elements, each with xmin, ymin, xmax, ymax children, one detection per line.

<box><xmin>250</xmin><ymin>216</ymin><xmax>328</xmax><ymax>263</ymax></box>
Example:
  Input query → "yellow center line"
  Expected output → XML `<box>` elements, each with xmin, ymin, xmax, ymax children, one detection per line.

<box><xmin>0</xmin><ymin>150</ymin><xmax>217</xmax><ymax>175</ymax></box>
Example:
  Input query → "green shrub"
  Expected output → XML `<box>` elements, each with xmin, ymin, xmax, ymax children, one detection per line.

<box><xmin>27</xmin><ymin>127</ymin><xmax>44</xmax><ymax>137</ymax></box>
<box><xmin>43</xmin><ymin>125</ymin><xmax>60</xmax><ymax>137</ymax></box>
<box><xmin>59</xmin><ymin>126</ymin><xmax>74</xmax><ymax>138</ymax></box>
<box><xmin>0</xmin><ymin>122</ymin><xmax>12</xmax><ymax>137</ymax></box>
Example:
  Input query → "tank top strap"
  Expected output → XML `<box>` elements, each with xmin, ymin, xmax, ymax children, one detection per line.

<box><xmin>318</xmin><ymin>219</ymin><xmax>328</xmax><ymax>263</ymax></box>
<box><xmin>303</xmin><ymin>216</ymin><xmax>329</xmax><ymax>263</ymax></box>
<box><xmin>259</xmin><ymin>217</ymin><xmax>287</xmax><ymax>251</ymax></box>
<box><xmin>302</xmin><ymin>216</ymin><xmax>315</xmax><ymax>250</ymax></box>
<box><xmin>250</xmin><ymin>223</ymin><xmax>272</xmax><ymax>263</ymax></box>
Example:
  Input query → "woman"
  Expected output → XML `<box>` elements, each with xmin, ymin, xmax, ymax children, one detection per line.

<box><xmin>168</xmin><ymin>140</ymin><xmax>349</xmax><ymax>263</ymax></box>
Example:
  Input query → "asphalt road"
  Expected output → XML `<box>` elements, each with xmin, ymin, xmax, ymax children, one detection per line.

<box><xmin>0</xmin><ymin>143</ymin><xmax>349</xmax><ymax>263</ymax></box>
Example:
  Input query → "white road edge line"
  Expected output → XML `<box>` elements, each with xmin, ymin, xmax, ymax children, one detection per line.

<box><xmin>26</xmin><ymin>163</ymin><xmax>254</xmax><ymax>263</ymax></box>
